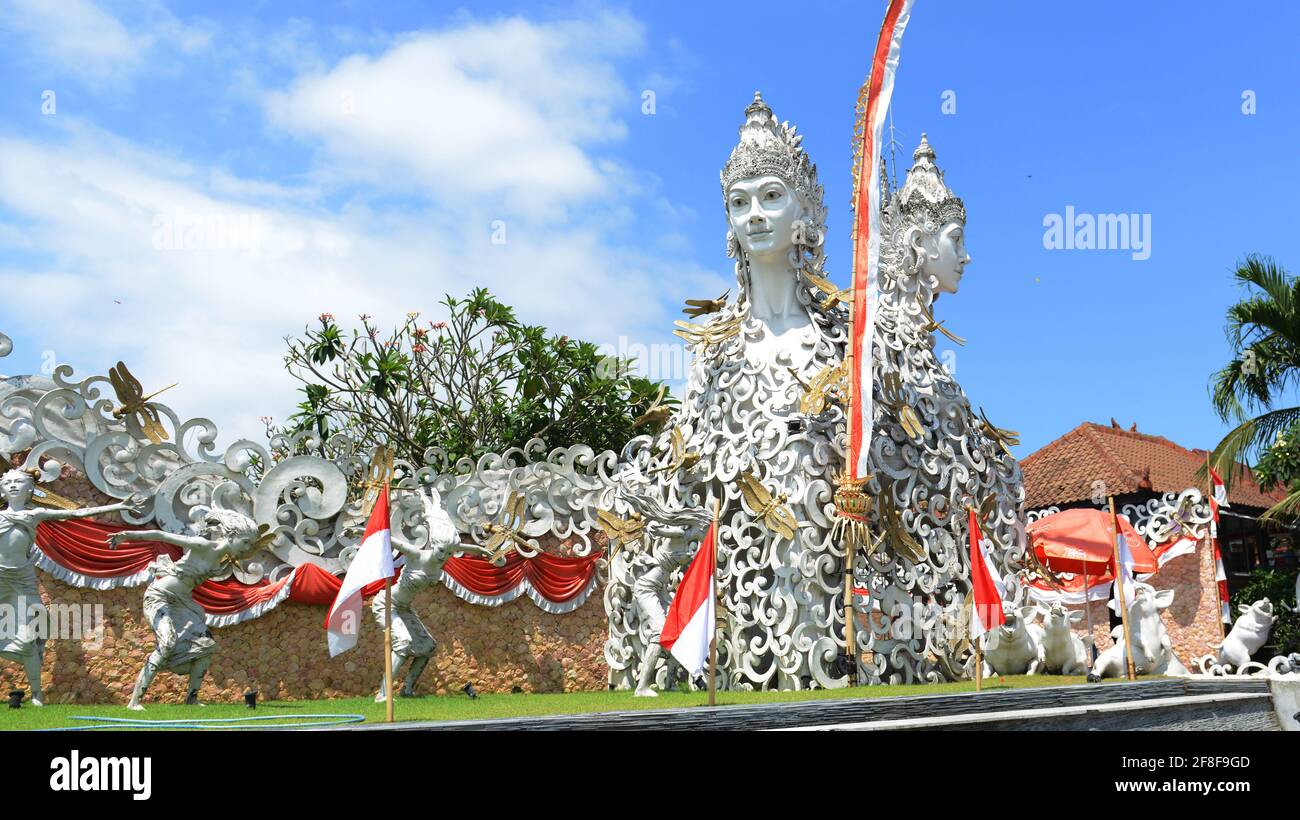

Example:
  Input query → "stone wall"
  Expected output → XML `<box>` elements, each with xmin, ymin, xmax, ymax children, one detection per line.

<box><xmin>0</xmin><ymin>572</ymin><xmax>609</xmax><ymax>705</ymax></box>
<box><xmin>1073</xmin><ymin>535</ymin><xmax>1222</xmax><ymax>665</ymax></box>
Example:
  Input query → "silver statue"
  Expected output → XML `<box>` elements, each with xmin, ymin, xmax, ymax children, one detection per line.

<box><xmin>108</xmin><ymin>508</ymin><xmax>264</xmax><ymax>710</ymax></box>
<box><xmin>0</xmin><ymin>469</ymin><xmax>144</xmax><ymax>706</ymax></box>
<box><xmin>372</xmin><ymin>490</ymin><xmax>498</xmax><ymax>701</ymax></box>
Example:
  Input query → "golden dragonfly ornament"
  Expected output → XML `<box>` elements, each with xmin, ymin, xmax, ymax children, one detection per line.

<box><xmin>108</xmin><ymin>361</ymin><xmax>177</xmax><ymax>445</ymax></box>
<box><xmin>880</xmin><ymin>371</ymin><xmax>925</xmax><ymax>441</ymax></box>
<box><xmin>647</xmin><ymin>427</ymin><xmax>701</xmax><ymax>476</ymax></box>
<box><xmin>221</xmin><ymin>523</ymin><xmax>280</xmax><ymax>572</ymax></box>
<box><xmin>789</xmin><ymin>362</ymin><xmax>849</xmax><ymax>416</ymax></box>
<box><xmin>483</xmin><ymin>489</ymin><xmax>532</xmax><ymax>565</ymax></box>
<box><xmin>595</xmin><ymin>508</ymin><xmax>645</xmax><ymax>556</ymax></box>
<box><xmin>736</xmin><ymin>470</ymin><xmax>799</xmax><ymax>541</ymax></box>
<box><xmin>977</xmin><ymin>407</ymin><xmax>1020</xmax><ymax>457</ymax></box>
<box><xmin>682</xmin><ymin>289</ymin><xmax>730</xmax><ymax>319</ymax></box>
<box><xmin>876</xmin><ymin>493</ymin><xmax>926</xmax><ymax>564</ymax></box>
<box><xmin>633</xmin><ymin>384</ymin><xmax>674</xmax><ymax>430</ymax></box>
<box><xmin>359</xmin><ymin>445</ymin><xmax>395</xmax><ymax>518</ymax></box>
<box><xmin>673</xmin><ymin>315</ymin><xmax>742</xmax><ymax>347</ymax></box>
<box><xmin>919</xmin><ymin>303</ymin><xmax>966</xmax><ymax>346</ymax></box>
<box><xmin>803</xmin><ymin>271</ymin><xmax>852</xmax><ymax>311</ymax></box>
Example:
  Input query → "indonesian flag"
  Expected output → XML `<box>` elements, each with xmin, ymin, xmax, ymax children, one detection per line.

<box><xmin>660</xmin><ymin>520</ymin><xmax>717</xmax><ymax>677</ymax></box>
<box><xmin>1209</xmin><ymin>466</ymin><xmax>1230</xmax><ymax>537</ymax></box>
<box><xmin>1214</xmin><ymin>539</ymin><xmax>1231</xmax><ymax>624</ymax></box>
<box><xmin>968</xmin><ymin>508</ymin><xmax>1005</xmax><ymax>638</ymax></box>
<box><xmin>847</xmin><ymin>0</ymin><xmax>916</xmax><ymax>479</ymax></box>
<box><xmin>1109</xmin><ymin>520</ymin><xmax>1138</xmax><ymax>616</ymax></box>
<box><xmin>325</xmin><ymin>488</ymin><xmax>396</xmax><ymax>657</ymax></box>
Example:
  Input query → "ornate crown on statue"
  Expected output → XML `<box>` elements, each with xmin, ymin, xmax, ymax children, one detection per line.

<box><xmin>894</xmin><ymin>133</ymin><xmax>967</xmax><ymax>232</ymax></box>
<box><xmin>720</xmin><ymin>91</ymin><xmax>820</xmax><ymax>203</ymax></box>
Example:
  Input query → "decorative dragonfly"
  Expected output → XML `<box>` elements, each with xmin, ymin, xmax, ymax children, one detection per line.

<box><xmin>647</xmin><ymin>428</ymin><xmax>701</xmax><ymax>476</ymax></box>
<box><xmin>803</xmin><ymin>271</ymin><xmax>852</xmax><ymax>311</ymax></box>
<box><xmin>881</xmin><ymin>371</ymin><xmax>925</xmax><ymax>441</ymax></box>
<box><xmin>633</xmin><ymin>384</ymin><xmax>674</xmax><ymax>429</ymax></box>
<box><xmin>790</xmin><ymin>362</ymin><xmax>848</xmax><ymax>416</ymax></box>
<box><xmin>673</xmin><ymin>315</ymin><xmax>742</xmax><ymax>348</ymax></box>
<box><xmin>682</xmin><ymin>289</ymin><xmax>730</xmax><ymax>319</ymax></box>
<box><xmin>222</xmin><ymin>523</ymin><xmax>279</xmax><ymax>572</ymax></box>
<box><xmin>595</xmin><ymin>508</ymin><xmax>645</xmax><ymax>556</ymax></box>
<box><xmin>484</xmin><ymin>489</ymin><xmax>532</xmax><ymax>565</ymax></box>
<box><xmin>737</xmin><ymin>470</ymin><xmax>798</xmax><ymax>541</ymax></box>
<box><xmin>359</xmin><ymin>446</ymin><xmax>395</xmax><ymax>518</ymax></box>
<box><xmin>877</xmin><ymin>493</ymin><xmax>926</xmax><ymax>564</ymax></box>
<box><xmin>977</xmin><ymin>407</ymin><xmax>1020</xmax><ymax>457</ymax></box>
<box><xmin>108</xmin><ymin>362</ymin><xmax>176</xmax><ymax>444</ymax></box>
<box><xmin>919</xmin><ymin>303</ymin><xmax>966</xmax><ymax>346</ymax></box>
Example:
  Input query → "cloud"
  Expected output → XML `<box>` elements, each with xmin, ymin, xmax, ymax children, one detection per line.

<box><xmin>0</xmin><ymin>10</ymin><xmax>716</xmax><ymax>448</ymax></box>
<box><xmin>263</xmin><ymin>12</ymin><xmax>643</xmax><ymax>213</ymax></box>
<box><xmin>0</xmin><ymin>0</ymin><xmax>213</xmax><ymax>86</ymax></box>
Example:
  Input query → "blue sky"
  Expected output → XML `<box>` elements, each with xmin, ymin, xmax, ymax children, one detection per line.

<box><xmin>1</xmin><ymin>1</ymin><xmax>1298</xmax><ymax>459</ymax></box>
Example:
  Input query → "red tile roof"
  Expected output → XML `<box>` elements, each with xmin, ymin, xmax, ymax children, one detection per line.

<box><xmin>1020</xmin><ymin>421</ymin><xmax>1285</xmax><ymax>510</ymax></box>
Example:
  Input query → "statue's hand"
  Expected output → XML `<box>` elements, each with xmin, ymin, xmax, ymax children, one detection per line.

<box><xmin>122</xmin><ymin>493</ymin><xmax>150</xmax><ymax>516</ymax></box>
<box><xmin>106</xmin><ymin>531</ymin><xmax>130</xmax><ymax>550</ymax></box>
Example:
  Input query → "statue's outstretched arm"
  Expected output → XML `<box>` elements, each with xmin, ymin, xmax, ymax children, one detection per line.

<box><xmin>32</xmin><ymin>494</ymin><xmax>147</xmax><ymax>524</ymax></box>
<box><xmin>107</xmin><ymin>529</ymin><xmax>209</xmax><ymax>551</ymax></box>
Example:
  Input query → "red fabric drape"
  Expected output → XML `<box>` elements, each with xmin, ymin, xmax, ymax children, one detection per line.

<box><xmin>36</xmin><ymin>519</ymin><xmax>602</xmax><ymax>617</ymax></box>
<box><xmin>36</xmin><ymin>518</ymin><xmax>178</xmax><ymax>578</ymax></box>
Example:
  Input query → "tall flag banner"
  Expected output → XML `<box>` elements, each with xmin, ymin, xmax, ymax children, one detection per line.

<box><xmin>325</xmin><ymin>488</ymin><xmax>396</xmax><ymax>657</ymax></box>
<box><xmin>1209</xmin><ymin>466</ymin><xmax>1230</xmax><ymax>509</ymax></box>
<box><xmin>847</xmin><ymin>0</ymin><xmax>916</xmax><ymax>479</ymax></box>
<box><xmin>967</xmin><ymin>508</ymin><xmax>1006</xmax><ymax>638</ymax></box>
<box><xmin>660</xmin><ymin>520</ymin><xmax>717</xmax><ymax>677</ymax></box>
<box><xmin>1214</xmin><ymin>540</ymin><xmax>1231</xmax><ymax>624</ymax></box>
<box><xmin>1109</xmin><ymin>523</ymin><xmax>1138</xmax><ymax>616</ymax></box>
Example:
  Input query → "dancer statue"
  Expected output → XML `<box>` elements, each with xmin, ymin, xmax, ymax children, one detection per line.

<box><xmin>108</xmin><ymin>508</ymin><xmax>263</xmax><ymax>710</ymax></box>
<box><xmin>373</xmin><ymin>490</ymin><xmax>499</xmax><ymax>701</ymax></box>
<box><xmin>0</xmin><ymin>469</ymin><xmax>145</xmax><ymax>706</ymax></box>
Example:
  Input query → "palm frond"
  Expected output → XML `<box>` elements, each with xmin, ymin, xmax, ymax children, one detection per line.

<box><xmin>1207</xmin><ymin>405</ymin><xmax>1300</xmax><ymax>489</ymax></box>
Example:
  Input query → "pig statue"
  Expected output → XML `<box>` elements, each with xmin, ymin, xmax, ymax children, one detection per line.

<box><xmin>1214</xmin><ymin>598</ymin><xmax>1278</xmax><ymax>671</ymax></box>
<box><xmin>1036</xmin><ymin>602</ymin><xmax>1088</xmax><ymax>675</ymax></box>
<box><xmin>981</xmin><ymin>604</ymin><xmax>1044</xmax><ymax>676</ymax></box>
<box><xmin>1088</xmin><ymin>583</ymin><xmax>1191</xmax><ymax>681</ymax></box>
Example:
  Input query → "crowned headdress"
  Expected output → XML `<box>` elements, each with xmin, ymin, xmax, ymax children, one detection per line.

<box><xmin>894</xmin><ymin>133</ymin><xmax>966</xmax><ymax>233</ymax></box>
<box><xmin>721</xmin><ymin>92</ymin><xmax>820</xmax><ymax>205</ymax></box>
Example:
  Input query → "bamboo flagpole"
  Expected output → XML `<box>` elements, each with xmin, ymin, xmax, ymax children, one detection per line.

<box><xmin>1108</xmin><ymin>497</ymin><xmax>1137</xmax><ymax>681</ymax></box>
<box><xmin>974</xmin><ymin>635</ymin><xmax>983</xmax><ymax>692</ymax></box>
<box><xmin>708</xmin><ymin>497</ymin><xmax>720</xmax><ymax>708</ymax></box>
<box><xmin>383</xmin><ymin>578</ymin><xmax>394</xmax><ymax>722</ymax></box>
<box><xmin>1208</xmin><ymin>453</ymin><xmax>1227</xmax><ymax>641</ymax></box>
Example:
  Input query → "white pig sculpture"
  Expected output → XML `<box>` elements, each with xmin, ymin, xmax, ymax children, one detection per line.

<box><xmin>982</xmin><ymin>604</ymin><xmax>1044</xmax><ymax>676</ymax></box>
<box><xmin>1088</xmin><ymin>583</ymin><xmax>1191</xmax><ymax>681</ymax></box>
<box><xmin>1214</xmin><ymin>598</ymin><xmax>1278</xmax><ymax>671</ymax></box>
<box><xmin>1037</xmin><ymin>602</ymin><xmax>1088</xmax><ymax>675</ymax></box>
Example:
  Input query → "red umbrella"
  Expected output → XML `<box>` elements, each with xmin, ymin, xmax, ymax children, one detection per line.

<box><xmin>1026</xmin><ymin>507</ymin><xmax>1158</xmax><ymax>577</ymax></box>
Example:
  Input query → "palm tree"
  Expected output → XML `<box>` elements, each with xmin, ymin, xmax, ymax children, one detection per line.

<box><xmin>1208</xmin><ymin>255</ymin><xmax>1300</xmax><ymax>519</ymax></box>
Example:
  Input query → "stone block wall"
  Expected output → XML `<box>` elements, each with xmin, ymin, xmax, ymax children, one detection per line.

<box><xmin>0</xmin><ymin>572</ymin><xmax>609</xmax><ymax>705</ymax></box>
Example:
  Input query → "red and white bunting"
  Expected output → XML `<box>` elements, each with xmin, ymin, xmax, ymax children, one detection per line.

<box><xmin>324</xmin><ymin>489</ymin><xmax>395</xmax><ymax>657</ymax></box>
<box><xmin>848</xmin><ymin>0</ymin><xmax>916</xmax><ymax>479</ymax></box>
<box><xmin>1213</xmin><ymin>539</ymin><xmax>1231</xmax><ymax>624</ymax></box>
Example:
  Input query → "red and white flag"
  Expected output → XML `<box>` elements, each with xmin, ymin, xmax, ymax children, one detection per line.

<box><xmin>968</xmin><ymin>508</ymin><xmax>1005</xmax><ymax>638</ymax></box>
<box><xmin>848</xmin><ymin>0</ymin><xmax>916</xmax><ymax>480</ymax></box>
<box><xmin>660</xmin><ymin>520</ymin><xmax>717</xmax><ymax>677</ymax></box>
<box><xmin>325</xmin><ymin>489</ymin><xmax>396</xmax><ymax>657</ymax></box>
<box><xmin>1209</xmin><ymin>466</ymin><xmax>1230</xmax><ymax>510</ymax></box>
<box><xmin>1109</xmin><ymin>522</ymin><xmax>1139</xmax><ymax>615</ymax></box>
<box><xmin>1213</xmin><ymin>539</ymin><xmax>1231</xmax><ymax>624</ymax></box>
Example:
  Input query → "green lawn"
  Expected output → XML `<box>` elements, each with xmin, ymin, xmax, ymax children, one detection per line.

<box><xmin>0</xmin><ymin>673</ymin><xmax>1140</xmax><ymax>730</ymax></box>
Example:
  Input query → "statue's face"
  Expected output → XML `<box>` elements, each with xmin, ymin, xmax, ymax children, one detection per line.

<box><xmin>918</xmin><ymin>222</ymin><xmax>970</xmax><ymax>294</ymax></box>
<box><xmin>726</xmin><ymin>175</ymin><xmax>802</xmax><ymax>261</ymax></box>
<box><xmin>0</xmin><ymin>473</ymin><xmax>34</xmax><ymax>505</ymax></box>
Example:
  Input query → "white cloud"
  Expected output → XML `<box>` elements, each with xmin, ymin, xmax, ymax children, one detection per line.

<box><xmin>263</xmin><ymin>12</ymin><xmax>642</xmax><ymax>213</ymax></box>
<box><xmin>0</xmin><ymin>0</ymin><xmax>213</xmax><ymax>85</ymax></box>
<box><xmin>0</xmin><ymin>11</ymin><xmax>718</xmax><ymax>448</ymax></box>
